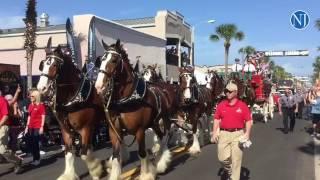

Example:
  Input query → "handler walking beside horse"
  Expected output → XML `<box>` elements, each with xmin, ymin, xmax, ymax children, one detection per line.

<box><xmin>278</xmin><ymin>88</ymin><xmax>298</xmax><ymax>134</ymax></box>
<box><xmin>211</xmin><ymin>82</ymin><xmax>253</xmax><ymax>180</ymax></box>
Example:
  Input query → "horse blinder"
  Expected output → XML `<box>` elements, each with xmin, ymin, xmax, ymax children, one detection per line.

<box><xmin>39</xmin><ymin>60</ymin><xmax>45</xmax><ymax>71</ymax></box>
<box><xmin>95</xmin><ymin>57</ymin><xmax>102</xmax><ymax>68</ymax></box>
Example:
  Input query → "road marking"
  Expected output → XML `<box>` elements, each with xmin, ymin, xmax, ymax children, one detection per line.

<box><xmin>314</xmin><ymin>137</ymin><xmax>320</xmax><ymax>180</ymax></box>
<box><xmin>120</xmin><ymin>146</ymin><xmax>188</xmax><ymax>179</ymax></box>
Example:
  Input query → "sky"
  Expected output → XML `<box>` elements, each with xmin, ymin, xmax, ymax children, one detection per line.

<box><xmin>0</xmin><ymin>0</ymin><xmax>319</xmax><ymax>77</ymax></box>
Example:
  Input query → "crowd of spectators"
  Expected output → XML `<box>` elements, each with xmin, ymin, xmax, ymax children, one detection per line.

<box><xmin>0</xmin><ymin>83</ymin><xmax>49</xmax><ymax>172</ymax></box>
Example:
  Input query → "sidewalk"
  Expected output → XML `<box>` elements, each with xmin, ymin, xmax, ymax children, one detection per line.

<box><xmin>0</xmin><ymin>146</ymin><xmax>63</xmax><ymax>175</ymax></box>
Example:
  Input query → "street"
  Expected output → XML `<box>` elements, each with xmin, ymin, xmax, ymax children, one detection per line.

<box><xmin>0</xmin><ymin>113</ymin><xmax>318</xmax><ymax>180</ymax></box>
<box><xmin>161</xmin><ymin>114</ymin><xmax>317</xmax><ymax>180</ymax></box>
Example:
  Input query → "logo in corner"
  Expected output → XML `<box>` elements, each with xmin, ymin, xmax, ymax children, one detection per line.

<box><xmin>290</xmin><ymin>10</ymin><xmax>310</xmax><ymax>30</ymax></box>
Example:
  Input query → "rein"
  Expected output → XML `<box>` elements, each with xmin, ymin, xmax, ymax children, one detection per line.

<box><xmin>103</xmin><ymin>78</ymin><xmax>136</xmax><ymax>147</ymax></box>
<box><xmin>56</xmin><ymin>83</ymin><xmax>80</xmax><ymax>87</ymax></box>
<box><xmin>100</xmin><ymin>51</ymin><xmax>138</xmax><ymax>147</ymax></box>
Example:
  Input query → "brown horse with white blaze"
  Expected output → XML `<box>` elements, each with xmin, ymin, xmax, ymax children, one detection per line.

<box><xmin>206</xmin><ymin>70</ymin><xmax>225</xmax><ymax>103</ymax></box>
<box><xmin>37</xmin><ymin>38</ymin><xmax>106</xmax><ymax>180</ymax></box>
<box><xmin>178</xmin><ymin>66</ymin><xmax>213</xmax><ymax>154</ymax></box>
<box><xmin>142</xmin><ymin>64</ymin><xmax>165</xmax><ymax>83</ymax></box>
<box><xmin>95</xmin><ymin>39</ymin><xmax>172</xmax><ymax>180</ymax></box>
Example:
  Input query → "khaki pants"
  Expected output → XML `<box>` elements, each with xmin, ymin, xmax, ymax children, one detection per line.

<box><xmin>218</xmin><ymin>130</ymin><xmax>244</xmax><ymax>180</ymax></box>
<box><xmin>0</xmin><ymin>125</ymin><xmax>9</xmax><ymax>154</ymax></box>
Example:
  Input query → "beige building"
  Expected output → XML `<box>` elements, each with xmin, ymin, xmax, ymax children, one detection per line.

<box><xmin>0</xmin><ymin>10</ymin><xmax>193</xmax><ymax>86</ymax></box>
<box><xmin>0</xmin><ymin>13</ymin><xmax>66</xmax><ymax>89</ymax></box>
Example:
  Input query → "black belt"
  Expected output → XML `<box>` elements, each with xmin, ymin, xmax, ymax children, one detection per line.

<box><xmin>282</xmin><ymin>107</ymin><xmax>295</xmax><ymax>109</ymax></box>
<box><xmin>220</xmin><ymin>128</ymin><xmax>244</xmax><ymax>132</ymax></box>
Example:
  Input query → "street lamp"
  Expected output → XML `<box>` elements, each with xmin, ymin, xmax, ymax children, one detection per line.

<box><xmin>191</xmin><ymin>19</ymin><xmax>216</xmax><ymax>66</ymax></box>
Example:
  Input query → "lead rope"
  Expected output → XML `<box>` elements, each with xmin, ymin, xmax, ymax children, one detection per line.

<box><xmin>47</xmin><ymin>79</ymin><xmax>63</xmax><ymax>131</ymax></box>
<box><xmin>50</xmin><ymin>80</ymin><xmax>60</xmax><ymax>122</ymax></box>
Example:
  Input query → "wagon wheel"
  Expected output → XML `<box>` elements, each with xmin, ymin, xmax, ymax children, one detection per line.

<box><xmin>198</xmin><ymin>113</ymin><xmax>210</xmax><ymax>146</ymax></box>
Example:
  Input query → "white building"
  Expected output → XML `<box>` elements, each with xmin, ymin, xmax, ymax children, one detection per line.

<box><xmin>0</xmin><ymin>10</ymin><xmax>193</xmax><ymax>89</ymax></box>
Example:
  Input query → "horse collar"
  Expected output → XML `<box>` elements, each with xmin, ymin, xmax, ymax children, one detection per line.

<box><xmin>110</xmin><ymin>75</ymin><xmax>147</xmax><ymax>108</ymax></box>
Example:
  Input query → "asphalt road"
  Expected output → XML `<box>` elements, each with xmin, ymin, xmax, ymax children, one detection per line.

<box><xmin>161</xmin><ymin>114</ymin><xmax>317</xmax><ymax>180</ymax></box>
<box><xmin>0</xmin><ymin>113</ymin><xmax>318</xmax><ymax>180</ymax></box>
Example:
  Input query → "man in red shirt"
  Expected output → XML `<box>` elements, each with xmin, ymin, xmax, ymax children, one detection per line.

<box><xmin>211</xmin><ymin>81</ymin><xmax>253</xmax><ymax>180</ymax></box>
<box><xmin>0</xmin><ymin>85</ymin><xmax>22</xmax><ymax>173</ymax></box>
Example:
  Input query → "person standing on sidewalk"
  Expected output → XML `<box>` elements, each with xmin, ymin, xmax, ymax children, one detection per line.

<box><xmin>4</xmin><ymin>85</ymin><xmax>22</xmax><ymax>155</ymax></box>
<box><xmin>231</xmin><ymin>58</ymin><xmax>243</xmax><ymax>79</ymax></box>
<box><xmin>308</xmin><ymin>86</ymin><xmax>320</xmax><ymax>137</ymax></box>
<box><xmin>278</xmin><ymin>88</ymin><xmax>298</xmax><ymax>133</ymax></box>
<box><xmin>24</xmin><ymin>89</ymin><xmax>45</xmax><ymax>166</ymax></box>
<box><xmin>211</xmin><ymin>82</ymin><xmax>253</xmax><ymax>180</ymax></box>
<box><xmin>0</xmin><ymin>85</ymin><xmax>22</xmax><ymax>173</ymax></box>
<box><xmin>303</xmin><ymin>89</ymin><xmax>312</xmax><ymax>120</ymax></box>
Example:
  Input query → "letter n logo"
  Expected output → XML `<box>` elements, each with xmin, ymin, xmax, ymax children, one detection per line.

<box><xmin>290</xmin><ymin>10</ymin><xmax>310</xmax><ymax>30</ymax></box>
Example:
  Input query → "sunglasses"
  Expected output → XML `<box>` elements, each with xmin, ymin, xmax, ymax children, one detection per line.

<box><xmin>224</xmin><ymin>89</ymin><xmax>234</xmax><ymax>94</ymax></box>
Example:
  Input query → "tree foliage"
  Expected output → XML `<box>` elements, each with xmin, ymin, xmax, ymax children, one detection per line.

<box><xmin>238</xmin><ymin>46</ymin><xmax>256</xmax><ymax>58</ymax></box>
<box><xmin>210</xmin><ymin>24</ymin><xmax>244</xmax><ymax>77</ymax></box>
<box><xmin>313</xmin><ymin>19</ymin><xmax>320</xmax><ymax>83</ymax></box>
<box><xmin>24</xmin><ymin>0</ymin><xmax>37</xmax><ymax>89</ymax></box>
<box><xmin>316</xmin><ymin>19</ymin><xmax>320</xmax><ymax>31</ymax></box>
<box><xmin>312</xmin><ymin>56</ymin><xmax>320</xmax><ymax>82</ymax></box>
<box><xmin>24</xmin><ymin>0</ymin><xmax>37</xmax><ymax>51</ymax></box>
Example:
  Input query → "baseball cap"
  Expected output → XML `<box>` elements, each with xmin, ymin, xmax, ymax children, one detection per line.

<box><xmin>225</xmin><ymin>82</ymin><xmax>238</xmax><ymax>91</ymax></box>
<box><xmin>4</xmin><ymin>94</ymin><xmax>13</xmax><ymax>101</ymax></box>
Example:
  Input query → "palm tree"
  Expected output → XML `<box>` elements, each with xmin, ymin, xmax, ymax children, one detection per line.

<box><xmin>238</xmin><ymin>46</ymin><xmax>256</xmax><ymax>63</ymax></box>
<box><xmin>316</xmin><ymin>19</ymin><xmax>320</xmax><ymax>31</ymax></box>
<box><xmin>24</xmin><ymin>0</ymin><xmax>37</xmax><ymax>89</ymax></box>
<box><xmin>210</xmin><ymin>24</ymin><xmax>244</xmax><ymax>78</ymax></box>
<box><xmin>316</xmin><ymin>19</ymin><xmax>320</xmax><ymax>57</ymax></box>
<box><xmin>272</xmin><ymin>65</ymin><xmax>288</xmax><ymax>83</ymax></box>
<box><xmin>312</xmin><ymin>56</ymin><xmax>320</xmax><ymax>81</ymax></box>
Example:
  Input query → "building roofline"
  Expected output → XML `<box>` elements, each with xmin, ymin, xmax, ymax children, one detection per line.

<box><xmin>0</xmin><ymin>29</ymin><xmax>66</xmax><ymax>38</ymax></box>
<box><xmin>0</xmin><ymin>24</ymin><xmax>66</xmax><ymax>36</ymax></box>
<box><xmin>195</xmin><ymin>64</ymin><xmax>233</xmax><ymax>68</ymax></box>
<box><xmin>79</xmin><ymin>14</ymin><xmax>166</xmax><ymax>42</ymax></box>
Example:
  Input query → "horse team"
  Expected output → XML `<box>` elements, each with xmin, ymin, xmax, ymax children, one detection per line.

<box><xmin>35</xmin><ymin>21</ymin><xmax>273</xmax><ymax>180</ymax></box>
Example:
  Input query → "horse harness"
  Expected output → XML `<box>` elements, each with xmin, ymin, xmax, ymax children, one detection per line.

<box><xmin>99</xmin><ymin>50</ymin><xmax>162</xmax><ymax>146</ymax></box>
<box><xmin>40</xmin><ymin>54</ymin><xmax>97</xmax><ymax>130</ymax></box>
<box><xmin>179</xmin><ymin>72</ymin><xmax>200</xmax><ymax>104</ymax></box>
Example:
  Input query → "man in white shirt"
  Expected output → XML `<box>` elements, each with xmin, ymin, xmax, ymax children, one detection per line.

<box><xmin>243</xmin><ymin>57</ymin><xmax>256</xmax><ymax>81</ymax></box>
<box><xmin>232</xmin><ymin>58</ymin><xmax>242</xmax><ymax>72</ymax></box>
<box><xmin>231</xmin><ymin>58</ymin><xmax>242</xmax><ymax>79</ymax></box>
